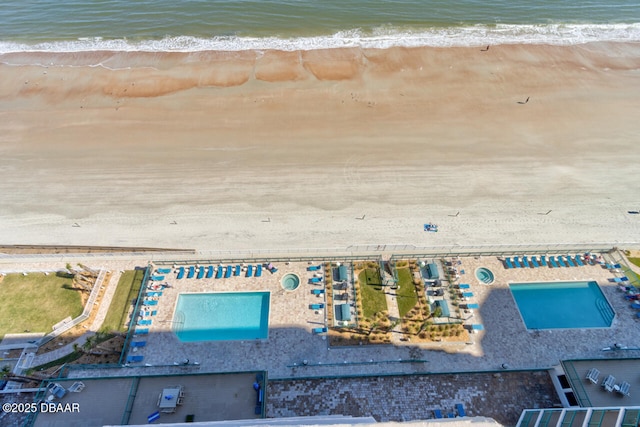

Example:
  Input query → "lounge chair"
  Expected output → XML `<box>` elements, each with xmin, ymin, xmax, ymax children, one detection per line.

<box><xmin>557</xmin><ymin>256</ymin><xmax>567</xmax><ymax>267</ymax></box>
<box><xmin>574</xmin><ymin>255</ymin><xmax>584</xmax><ymax>266</ymax></box>
<box><xmin>135</xmin><ymin>328</ymin><xmax>149</xmax><ymax>335</ymax></box>
<box><xmin>617</xmin><ymin>381</ymin><xmax>631</xmax><ymax>396</ymax></box>
<box><xmin>126</xmin><ymin>355</ymin><xmax>144</xmax><ymax>363</ymax></box>
<box><xmin>456</xmin><ymin>404</ymin><xmax>466</xmax><ymax>417</ymax></box>
<box><xmin>466</xmin><ymin>303</ymin><xmax>479</xmax><ymax>309</ymax></box>
<box><xmin>602</xmin><ymin>374</ymin><xmax>616</xmax><ymax>392</ymax></box>
<box><xmin>531</xmin><ymin>256</ymin><xmax>540</xmax><ymax>268</ymax></box>
<box><xmin>206</xmin><ymin>266</ymin><xmax>214</xmax><ymax>278</ymax></box>
<box><xmin>434</xmin><ymin>410</ymin><xmax>443</xmax><ymax>419</ymax></box>
<box><xmin>216</xmin><ymin>266</ymin><xmax>223</xmax><ymax>279</ymax></box>
<box><xmin>458</xmin><ymin>283</ymin><xmax>470</xmax><ymax>289</ymax></box>
<box><xmin>147</xmin><ymin>291</ymin><xmax>162</xmax><ymax>297</ymax></box>
<box><xmin>462</xmin><ymin>292</ymin><xmax>473</xmax><ymax>298</ymax></box>
<box><xmin>504</xmin><ymin>258</ymin><xmax>513</xmax><ymax>269</ymax></box>
<box><xmin>176</xmin><ymin>267</ymin><xmax>185</xmax><ymax>279</ymax></box>
<box><xmin>549</xmin><ymin>256</ymin><xmax>558</xmax><ymax>268</ymax></box>
<box><xmin>138</xmin><ymin>319</ymin><xmax>152</xmax><ymax>326</ymax></box>
<box><xmin>631</xmin><ymin>302</ymin><xmax>640</xmax><ymax>309</ymax></box>
<box><xmin>470</xmin><ymin>324</ymin><xmax>484</xmax><ymax>331</ymax></box>
<box><xmin>143</xmin><ymin>300</ymin><xmax>158</xmax><ymax>306</ymax></box>
<box><xmin>312</xmin><ymin>327</ymin><xmax>327</xmax><ymax>334</ymax></box>
<box><xmin>522</xmin><ymin>256</ymin><xmax>529</xmax><ymax>268</ymax></box>
<box><xmin>225</xmin><ymin>265</ymin><xmax>232</xmax><ymax>278</ymax></box>
<box><xmin>157</xmin><ymin>268</ymin><xmax>172</xmax><ymax>274</ymax></box>
<box><xmin>187</xmin><ymin>266</ymin><xmax>195</xmax><ymax>278</ymax></box>
<box><xmin>311</xmin><ymin>289</ymin><xmax>325</xmax><ymax>295</ymax></box>
<box><xmin>513</xmin><ymin>256</ymin><xmax>521</xmax><ymax>268</ymax></box>
<box><xmin>540</xmin><ymin>255</ymin><xmax>547</xmax><ymax>267</ymax></box>
<box><xmin>151</xmin><ymin>275</ymin><xmax>165</xmax><ymax>281</ymax></box>
<box><xmin>309</xmin><ymin>303</ymin><xmax>325</xmax><ymax>309</ymax></box>
<box><xmin>246</xmin><ymin>265</ymin><xmax>253</xmax><ymax>277</ymax></box>
<box><xmin>235</xmin><ymin>265</ymin><xmax>241</xmax><ymax>276</ymax></box>
<box><xmin>565</xmin><ymin>255</ymin><xmax>576</xmax><ymax>267</ymax></box>
<box><xmin>131</xmin><ymin>341</ymin><xmax>146</xmax><ymax>347</ymax></box>
<box><xmin>256</xmin><ymin>264</ymin><xmax>262</xmax><ymax>277</ymax></box>
<box><xmin>310</xmin><ymin>277</ymin><xmax>322</xmax><ymax>284</ymax></box>
<box><xmin>586</xmin><ymin>368</ymin><xmax>600</xmax><ymax>384</ymax></box>
<box><xmin>307</xmin><ymin>265</ymin><xmax>321</xmax><ymax>271</ymax></box>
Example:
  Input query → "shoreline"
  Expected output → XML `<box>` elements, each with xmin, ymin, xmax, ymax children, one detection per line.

<box><xmin>1</xmin><ymin>43</ymin><xmax>639</xmax><ymax>250</ymax></box>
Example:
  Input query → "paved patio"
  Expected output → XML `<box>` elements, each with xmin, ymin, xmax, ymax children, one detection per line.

<box><xmin>96</xmin><ymin>254</ymin><xmax>639</xmax><ymax>381</ymax></box>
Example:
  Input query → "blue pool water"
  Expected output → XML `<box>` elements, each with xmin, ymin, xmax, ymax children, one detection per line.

<box><xmin>173</xmin><ymin>292</ymin><xmax>270</xmax><ymax>342</ymax></box>
<box><xmin>509</xmin><ymin>281</ymin><xmax>614</xmax><ymax>329</ymax></box>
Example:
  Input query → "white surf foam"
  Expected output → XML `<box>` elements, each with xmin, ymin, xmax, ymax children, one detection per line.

<box><xmin>1</xmin><ymin>23</ymin><xmax>639</xmax><ymax>53</ymax></box>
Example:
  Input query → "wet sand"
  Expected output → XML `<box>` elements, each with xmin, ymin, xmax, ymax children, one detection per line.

<box><xmin>0</xmin><ymin>43</ymin><xmax>639</xmax><ymax>251</ymax></box>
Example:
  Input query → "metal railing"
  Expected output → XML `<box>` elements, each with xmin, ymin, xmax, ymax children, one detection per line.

<box><xmin>36</xmin><ymin>269</ymin><xmax>107</xmax><ymax>347</ymax></box>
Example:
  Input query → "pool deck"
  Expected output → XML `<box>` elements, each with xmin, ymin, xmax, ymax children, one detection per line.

<box><xmin>53</xmin><ymin>253</ymin><xmax>640</xmax><ymax>381</ymax></box>
<box><xmin>1</xmin><ymin>254</ymin><xmax>637</xmax><ymax>380</ymax></box>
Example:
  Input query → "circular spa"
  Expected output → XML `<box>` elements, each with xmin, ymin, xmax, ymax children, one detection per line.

<box><xmin>281</xmin><ymin>273</ymin><xmax>300</xmax><ymax>291</ymax></box>
<box><xmin>475</xmin><ymin>267</ymin><xmax>495</xmax><ymax>284</ymax></box>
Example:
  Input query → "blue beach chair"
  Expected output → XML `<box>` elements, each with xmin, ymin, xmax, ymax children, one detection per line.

<box><xmin>197</xmin><ymin>267</ymin><xmax>205</xmax><ymax>279</ymax></box>
<box><xmin>466</xmin><ymin>303</ymin><xmax>480</xmax><ymax>309</ymax></box>
<box><xmin>531</xmin><ymin>256</ymin><xmax>540</xmax><ymax>268</ymax></box>
<box><xmin>549</xmin><ymin>256</ymin><xmax>558</xmax><ymax>268</ymax></box>
<box><xmin>522</xmin><ymin>256</ymin><xmax>529</xmax><ymax>268</ymax></box>
<box><xmin>310</xmin><ymin>277</ymin><xmax>322</xmax><ymax>284</ymax></box>
<box><xmin>310</xmin><ymin>303</ymin><xmax>325</xmax><ymax>309</ymax></box>
<box><xmin>157</xmin><ymin>268</ymin><xmax>172</xmax><ymax>274</ymax></box>
<box><xmin>187</xmin><ymin>266</ymin><xmax>195</xmax><ymax>278</ymax></box>
<box><xmin>225</xmin><ymin>265</ymin><xmax>232</xmax><ymax>278</ymax></box>
<box><xmin>143</xmin><ymin>300</ymin><xmax>158</xmax><ymax>306</ymax></box>
<box><xmin>456</xmin><ymin>404</ymin><xmax>466</xmax><ymax>417</ymax></box>
<box><xmin>557</xmin><ymin>256</ymin><xmax>567</xmax><ymax>267</ymax></box>
<box><xmin>513</xmin><ymin>257</ymin><xmax>521</xmax><ymax>268</ymax></box>
<box><xmin>151</xmin><ymin>275</ymin><xmax>165</xmax><ymax>281</ymax></box>
<box><xmin>458</xmin><ymin>283</ymin><xmax>471</xmax><ymax>289</ymax></box>
<box><xmin>311</xmin><ymin>289</ymin><xmax>325</xmax><ymax>295</ymax></box>
<box><xmin>131</xmin><ymin>341</ymin><xmax>146</xmax><ymax>347</ymax></box>
<box><xmin>434</xmin><ymin>410</ymin><xmax>443</xmax><ymax>419</ymax></box>
<box><xmin>312</xmin><ymin>327</ymin><xmax>328</xmax><ymax>334</ymax></box>
<box><xmin>138</xmin><ymin>319</ymin><xmax>152</xmax><ymax>326</ymax></box>
<box><xmin>126</xmin><ymin>355</ymin><xmax>144</xmax><ymax>363</ymax></box>
<box><xmin>565</xmin><ymin>255</ymin><xmax>576</xmax><ymax>267</ymax></box>
<box><xmin>505</xmin><ymin>258</ymin><xmax>513</xmax><ymax>269</ymax></box>
<box><xmin>256</xmin><ymin>264</ymin><xmax>262</xmax><ymax>277</ymax></box>
<box><xmin>235</xmin><ymin>265</ymin><xmax>241</xmax><ymax>276</ymax></box>
<box><xmin>246</xmin><ymin>265</ymin><xmax>253</xmax><ymax>277</ymax></box>
<box><xmin>470</xmin><ymin>324</ymin><xmax>484</xmax><ymax>331</ymax></box>
<box><xmin>176</xmin><ymin>266</ymin><xmax>185</xmax><ymax>279</ymax></box>
<box><xmin>462</xmin><ymin>292</ymin><xmax>474</xmax><ymax>298</ymax></box>
<box><xmin>307</xmin><ymin>265</ymin><xmax>321</xmax><ymax>271</ymax></box>
<box><xmin>206</xmin><ymin>265</ymin><xmax>213</xmax><ymax>278</ymax></box>
<box><xmin>147</xmin><ymin>291</ymin><xmax>162</xmax><ymax>297</ymax></box>
<box><xmin>574</xmin><ymin>255</ymin><xmax>584</xmax><ymax>266</ymax></box>
<box><xmin>135</xmin><ymin>328</ymin><xmax>149</xmax><ymax>335</ymax></box>
<box><xmin>216</xmin><ymin>266</ymin><xmax>223</xmax><ymax>279</ymax></box>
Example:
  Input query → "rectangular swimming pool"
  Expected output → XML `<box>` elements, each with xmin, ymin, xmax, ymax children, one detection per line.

<box><xmin>173</xmin><ymin>292</ymin><xmax>270</xmax><ymax>342</ymax></box>
<box><xmin>509</xmin><ymin>281</ymin><xmax>614</xmax><ymax>329</ymax></box>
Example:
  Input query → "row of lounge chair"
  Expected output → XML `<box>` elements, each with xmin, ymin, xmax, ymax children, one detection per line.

<box><xmin>433</xmin><ymin>404</ymin><xmax>466</xmax><ymax>419</ymax></box>
<box><xmin>586</xmin><ymin>368</ymin><xmax>630</xmax><ymax>396</ymax></box>
<box><xmin>175</xmin><ymin>264</ymin><xmax>263</xmax><ymax>280</ymax></box>
<box><xmin>504</xmin><ymin>254</ymin><xmax>590</xmax><ymax>269</ymax></box>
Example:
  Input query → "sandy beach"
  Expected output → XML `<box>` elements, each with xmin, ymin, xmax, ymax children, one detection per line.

<box><xmin>0</xmin><ymin>43</ymin><xmax>639</xmax><ymax>251</ymax></box>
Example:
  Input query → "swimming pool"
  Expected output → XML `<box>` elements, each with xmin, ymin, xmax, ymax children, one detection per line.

<box><xmin>173</xmin><ymin>292</ymin><xmax>270</xmax><ymax>342</ymax></box>
<box><xmin>509</xmin><ymin>281</ymin><xmax>614</xmax><ymax>329</ymax></box>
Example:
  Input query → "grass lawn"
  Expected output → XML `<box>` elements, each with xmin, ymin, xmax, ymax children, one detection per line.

<box><xmin>101</xmin><ymin>270</ymin><xmax>145</xmax><ymax>333</ymax></box>
<box><xmin>358</xmin><ymin>268</ymin><xmax>387</xmax><ymax>318</ymax></box>
<box><xmin>0</xmin><ymin>273</ymin><xmax>83</xmax><ymax>338</ymax></box>
<box><xmin>396</xmin><ymin>267</ymin><xmax>418</xmax><ymax>318</ymax></box>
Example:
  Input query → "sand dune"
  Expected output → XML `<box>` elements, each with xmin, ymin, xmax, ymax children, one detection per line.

<box><xmin>0</xmin><ymin>43</ymin><xmax>639</xmax><ymax>251</ymax></box>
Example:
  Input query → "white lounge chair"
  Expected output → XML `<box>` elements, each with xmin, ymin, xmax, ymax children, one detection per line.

<box><xmin>586</xmin><ymin>368</ymin><xmax>600</xmax><ymax>384</ymax></box>
<box><xmin>602</xmin><ymin>374</ymin><xmax>616</xmax><ymax>392</ymax></box>
<box><xmin>616</xmin><ymin>381</ymin><xmax>631</xmax><ymax>396</ymax></box>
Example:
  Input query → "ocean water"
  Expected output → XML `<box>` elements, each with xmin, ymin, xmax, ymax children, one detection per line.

<box><xmin>0</xmin><ymin>0</ymin><xmax>639</xmax><ymax>52</ymax></box>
